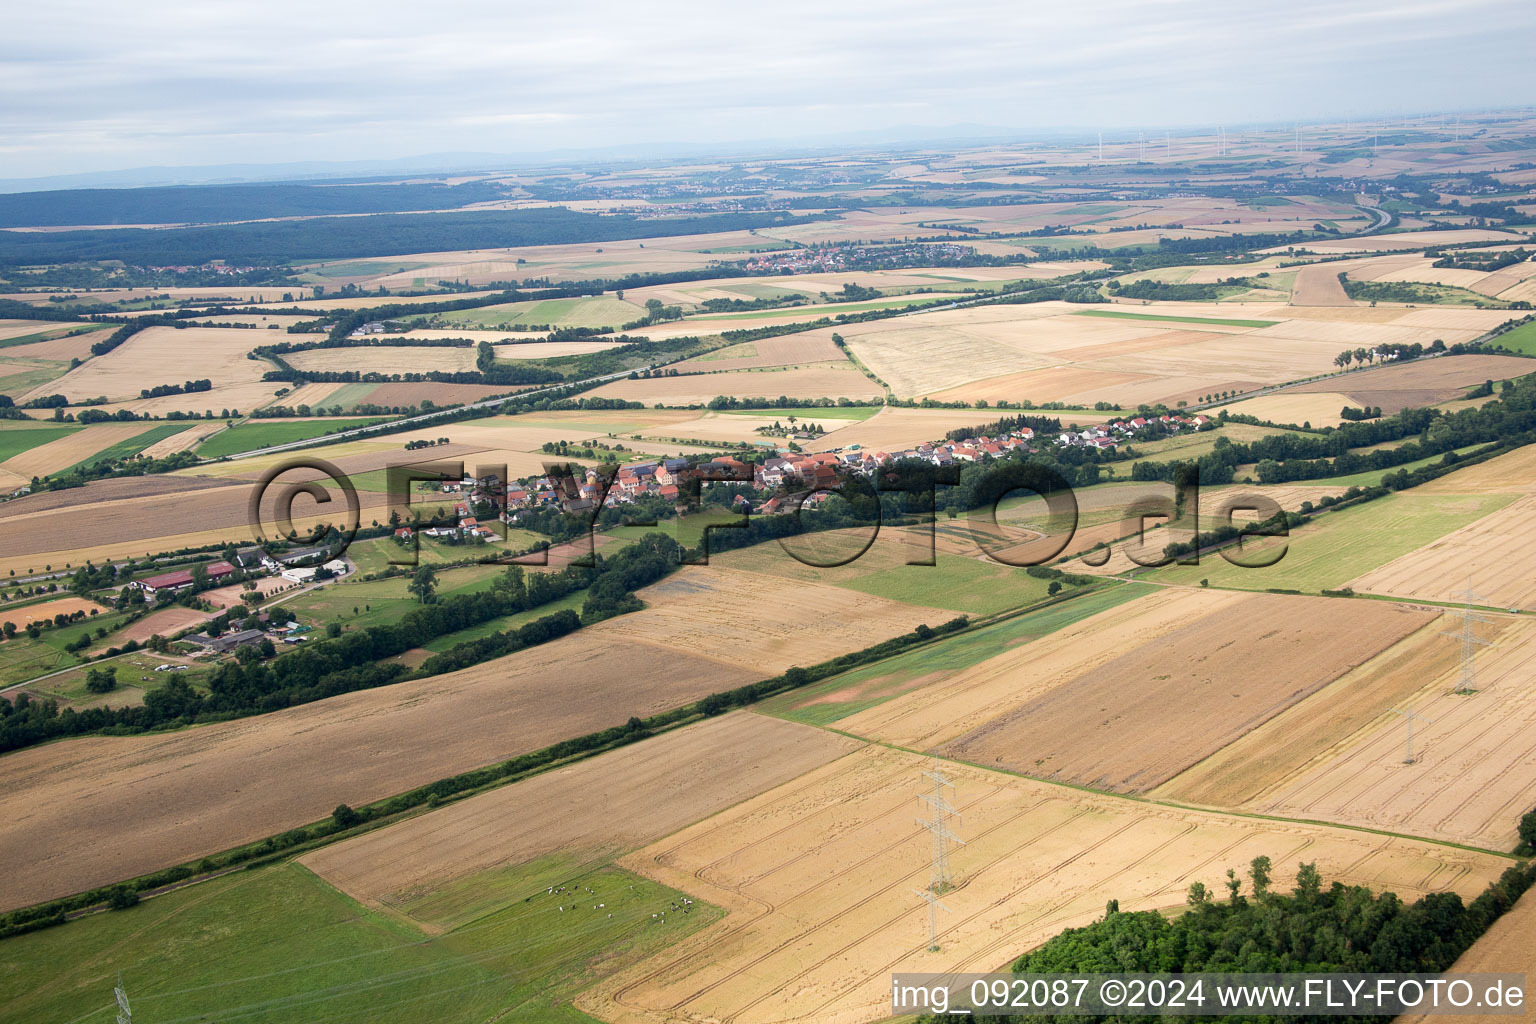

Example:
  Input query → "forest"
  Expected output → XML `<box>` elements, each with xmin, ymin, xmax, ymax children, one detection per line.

<box><xmin>0</xmin><ymin>208</ymin><xmax>828</xmax><ymax>265</ymax></box>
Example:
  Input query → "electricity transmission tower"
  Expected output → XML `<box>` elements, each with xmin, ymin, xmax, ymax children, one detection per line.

<box><xmin>917</xmin><ymin>764</ymin><xmax>963</xmax><ymax>893</ymax></box>
<box><xmin>114</xmin><ymin>974</ymin><xmax>131</xmax><ymax>1024</ymax></box>
<box><xmin>1442</xmin><ymin>583</ymin><xmax>1495</xmax><ymax>694</ymax></box>
<box><xmin>914</xmin><ymin>763</ymin><xmax>964</xmax><ymax>952</ymax></box>
<box><xmin>1389</xmin><ymin>707</ymin><xmax>1433</xmax><ymax>764</ymax></box>
<box><xmin>911</xmin><ymin>887</ymin><xmax>952</xmax><ymax>953</ymax></box>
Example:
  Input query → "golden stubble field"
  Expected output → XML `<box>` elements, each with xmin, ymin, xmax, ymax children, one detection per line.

<box><xmin>1348</xmin><ymin>494</ymin><xmax>1536</xmax><ymax>610</ymax></box>
<box><xmin>577</xmin><ymin>743</ymin><xmax>1507</xmax><ymax>1024</ymax></box>
<box><xmin>609</xmin><ymin>566</ymin><xmax>952</xmax><ymax>675</ymax></box>
<box><xmin>0</xmin><ymin>625</ymin><xmax>758</xmax><ymax>911</ymax></box>
<box><xmin>829</xmin><ymin>302</ymin><xmax>1349</xmax><ymax>406</ymax></box>
<box><xmin>301</xmin><ymin>712</ymin><xmax>862</xmax><ymax>923</ymax></box>
<box><xmin>586</xmin><ymin>365</ymin><xmax>883</xmax><ymax>406</ymax></box>
<box><xmin>17</xmin><ymin>326</ymin><xmax>285</xmax><ymax>405</ymax></box>
<box><xmin>286</xmin><ymin>345</ymin><xmax>481</xmax><ymax>374</ymax></box>
<box><xmin>1238</xmin><ymin>616</ymin><xmax>1536</xmax><ymax>850</ymax></box>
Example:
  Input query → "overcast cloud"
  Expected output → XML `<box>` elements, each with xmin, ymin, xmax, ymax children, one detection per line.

<box><xmin>3</xmin><ymin>0</ymin><xmax>1534</xmax><ymax>179</ymax></box>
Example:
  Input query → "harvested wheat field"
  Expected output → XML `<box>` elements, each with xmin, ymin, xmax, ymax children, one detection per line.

<box><xmin>1210</xmin><ymin>391</ymin><xmax>1355</xmax><ymax>427</ymax></box>
<box><xmin>353</xmin><ymin>381</ymin><xmax>527</xmax><ymax>408</ymax></box>
<box><xmin>301</xmin><ymin>712</ymin><xmax>861</xmax><ymax>922</ymax></box>
<box><xmin>0</xmin><ymin>422</ymin><xmax>158</xmax><ymax>480</ymax></box>
<box><xmin>586</xmin><ymin>366</ymin><xmax>882</xmax><ymax>406</ymax></box>
<box><xmin>17</xmin><ymin>327</ymin><xmax>279</xmax><ymax>404</ymax></box>
<box><xmin>1290</xmin><ymin>264</ymin><xmax>1356</xmax><ymax>306</ymax></box>
<box><xmin>0</xmin><ymin>597</ymin><xmax>109</xmax><ymax>629</ymax></box>
<box><xmin>600</xmin><ymin>566</ymin><xmax>950</xmax><ymax>674</ymax></box>
<box><xmin>1399</xmin><ymin>891</ymin><xmax>1536</xmax><ymax>1024</ymax></box>
<box><xmin>832</xmin><ymin>303</ymin><xmax>1341</xmax><ymax>405</ymax></box>
<box><xmin>1414</xmin><ymin>442</ymin><xmax>1536</xmax><ymax>495</ymax></box>
<box><xmin>835</xmin><ymin>588</ymin><xmax>1235</xmax><ymax>751</ymax></box>
<box><xmin>806</xmin><ymin>407</ymin><xmax>1033</xmax><ymax>453</ymax></box>
<box><xmin>578</xmin><ymin>744</ymin><xmax>1506</xmax><ymax>1024</ymax></box>
<box><xmin>1348</xmin><ymin>495</ymin><xmax>1536</xmax><ymax>610</ymax></box>
<box><xmin>1152</xmin><ymin>613</ymin><xmax>1499</xmax><ymax>810</ymax></box>
<box><xmin>136</xmin><ymin>421</ymin><xmax>227</xmax><ymax>458</ymax></box>
<box><xmin>0</xmin><ymin>475</ymin><xmax>399</xmax><ymax>572</ymax></box>
<box><xmin>672</xmin><ymin>333</ymin><xmax>845</xmax><ymax>373</ymax></box>
<box><xmin>0</xmin><ymin>627</ymin><xmax>754</xmax><ymax>910</ymax></box>
<box><xmin>935</xmin><ymin>593</ymin><xmax>1433</xmax><ymax>792</ymax></box>
<box><xmin>286</xmin><ymin>345</ymin><xmax>481</xmax><ymax>375</ymax></box>
<box><xmin>1283</xmin><ymin>354</ymin><xmax>1536</xmax><ymax>413</ymax></box>
<box><xmin>103</xmin><ymin>381</ymin><xmax>294</xmax><ymax>418</ymax></box>
<box><xmin>1248</xmin><ymin>617</ymin><xmax>1536</xmax><ymax>850</ymax></box>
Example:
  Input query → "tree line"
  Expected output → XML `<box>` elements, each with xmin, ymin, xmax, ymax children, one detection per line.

<box><xmin>0</xmin><ymin>534</ymin><xmax>684</xmax><ymax>754</ymax></box>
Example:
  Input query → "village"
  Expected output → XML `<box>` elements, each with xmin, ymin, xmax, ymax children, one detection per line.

<box><xmin>400</xmin><ymin>410</ymin><xmax>1215</xmax><ymax>542</ymax></box>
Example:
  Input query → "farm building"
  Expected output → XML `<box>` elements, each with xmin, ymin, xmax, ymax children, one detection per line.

<box><xmin>132</xmin><ymin>561</ymin><xmax>235</xmax><ymax>597</ymax></box>
<box><xmin>186</xmin><ymin>629</ymin><xmax>266</xmax><ymax>654</ymax></box>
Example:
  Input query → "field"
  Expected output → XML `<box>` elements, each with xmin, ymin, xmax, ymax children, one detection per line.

<box><xmin>711</xmin><ymin>523</ymin><xmax>1064</xmax><ymax>617</ymax></box>
<box><xmin>0</xmin><ymin>422</ymin><xmax>77</xmax><ymax>463</ymax></box>
<box><xmin>0</xmin><ymin>621</ymin><xmax>759</xmax><ymax>910</ymax></box>
<box><xmin>758</xmin><ymin>583</ymin><xmax>1155</xmax><ymax>726</ymax></box>
<box><xmin>301</xmin><ymin>712</ymin><xmax>861</xmax><ymax>924</ymax></box>
<box><xmin>598</xmin><ymin>565</ymin><xmax>952</xmax><ymax>675</ymax></box>
<box><xmin>0</xmin><ymin>422</ymin><xmax>155</xmax><ymax>480</ymax></box>
<box><xmin>1281</xmin><ymin>354</ymin><xmax>1536</xmax><ymax>413</ymax></box>
<box><xmin>826</xmin><ymin>301</ymin><xmax>1351</xmax><ymax>407</ymax></box>
<box><xmin>0</xmin><ymin>859</ymin><xmax>718</xmax><ymax>1024</ymax></box>
<box><xmin>1348</xmin><ymin>495</ymin><xmax>1536</xmax><ymax>609</ymax></box>
<box><xmin>1209</xmin><ymin>391</ymin><xmax>1357</xmax><ymax>427</ymax></box>
<box><xmin>1401</xmin><ymin>892</ymin><xmax>1536</xmax><ymax>1024</ymax></box>
<box><xmin>1491</xmin><ymin>318</ymin><xmax>1536</xmax><ymax>355</ymax></box>
<box><xmin>933</xmin><ymin>592</ymin><xmax>1433</xmax><ymax>792</ymax></box>
<box><xmin>1242</xmin><ymin>617</ymin><xmax>1536</xmax><ymax>849</ymax></box>
<box><xmin>17</xmin><ymin>326</ymin><xmax>283</xmax><ymax>405</ymax></box>
<box><xmin>194</xmin><ymin>416</ymin><xmax>387</xmax><ymax>458</ymax></box>
<box><xmin>671</xmin><ymin>332</ymin><xmax>846</xmax><ymax>372</ymax></box>
<box><xmin>584</xmin><ymin>364</ymin><xmax>883</xmax><ymax>406</ymax></box>
<box><xmin>577</xmin><ymin>743</ymin><xmax>1507</xmax><ymax>1024</ymax></box>
<box><xmin>0</xmin><ymin>595</ymin><xmax>109</xmax><ymax>629</ymax></box>
<box><xmin>1075</xmin><ymin>309</ymin><xmax>1279</xmax><ymax>328</ymax></box>
<box><xmin>286</xmin><ymin>345</ymin><xmax>481</xmax><ymax>374</ymax></box>
<box><xmin>1103</xmin><ymin>490</ymin><xmax>1518</xmax><ymax>593</ymax></box>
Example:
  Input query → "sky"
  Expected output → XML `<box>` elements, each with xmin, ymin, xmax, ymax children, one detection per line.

<box><xmin>4</xmin><ymin>0</ymin><xmax>1535</xmax><ymax>180</ymax></box>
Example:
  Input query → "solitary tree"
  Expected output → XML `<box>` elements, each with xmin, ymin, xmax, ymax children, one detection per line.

<box><xmin>408</xmin><ymin>565</ymin><xmax>438</xmax><ymax>604</ymax></box>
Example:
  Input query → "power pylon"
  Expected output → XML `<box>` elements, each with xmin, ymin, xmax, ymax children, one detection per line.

<box><xmin>1442</xmin><ymin>583</ymin><xmax>1495</xmax><ymax>694</ymax></box>
<box><xmin>1389</xmin><ymin>707</ymin><xmax>1433</xmax><ymax>764</ymax></box>
<box><xmin>912</xmin><ymin>887</ymin><xmax>952</xmax><ymax>953</ymax></box>
<box><xmin>916</xmin><ymin>764</ymin><xmax>964</xmax><ymax>894</ymax></box>
<box><xmin>114</xmin><ymin>973</ymin><xmax>131</xmax><ymax>1024</ymax></box>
